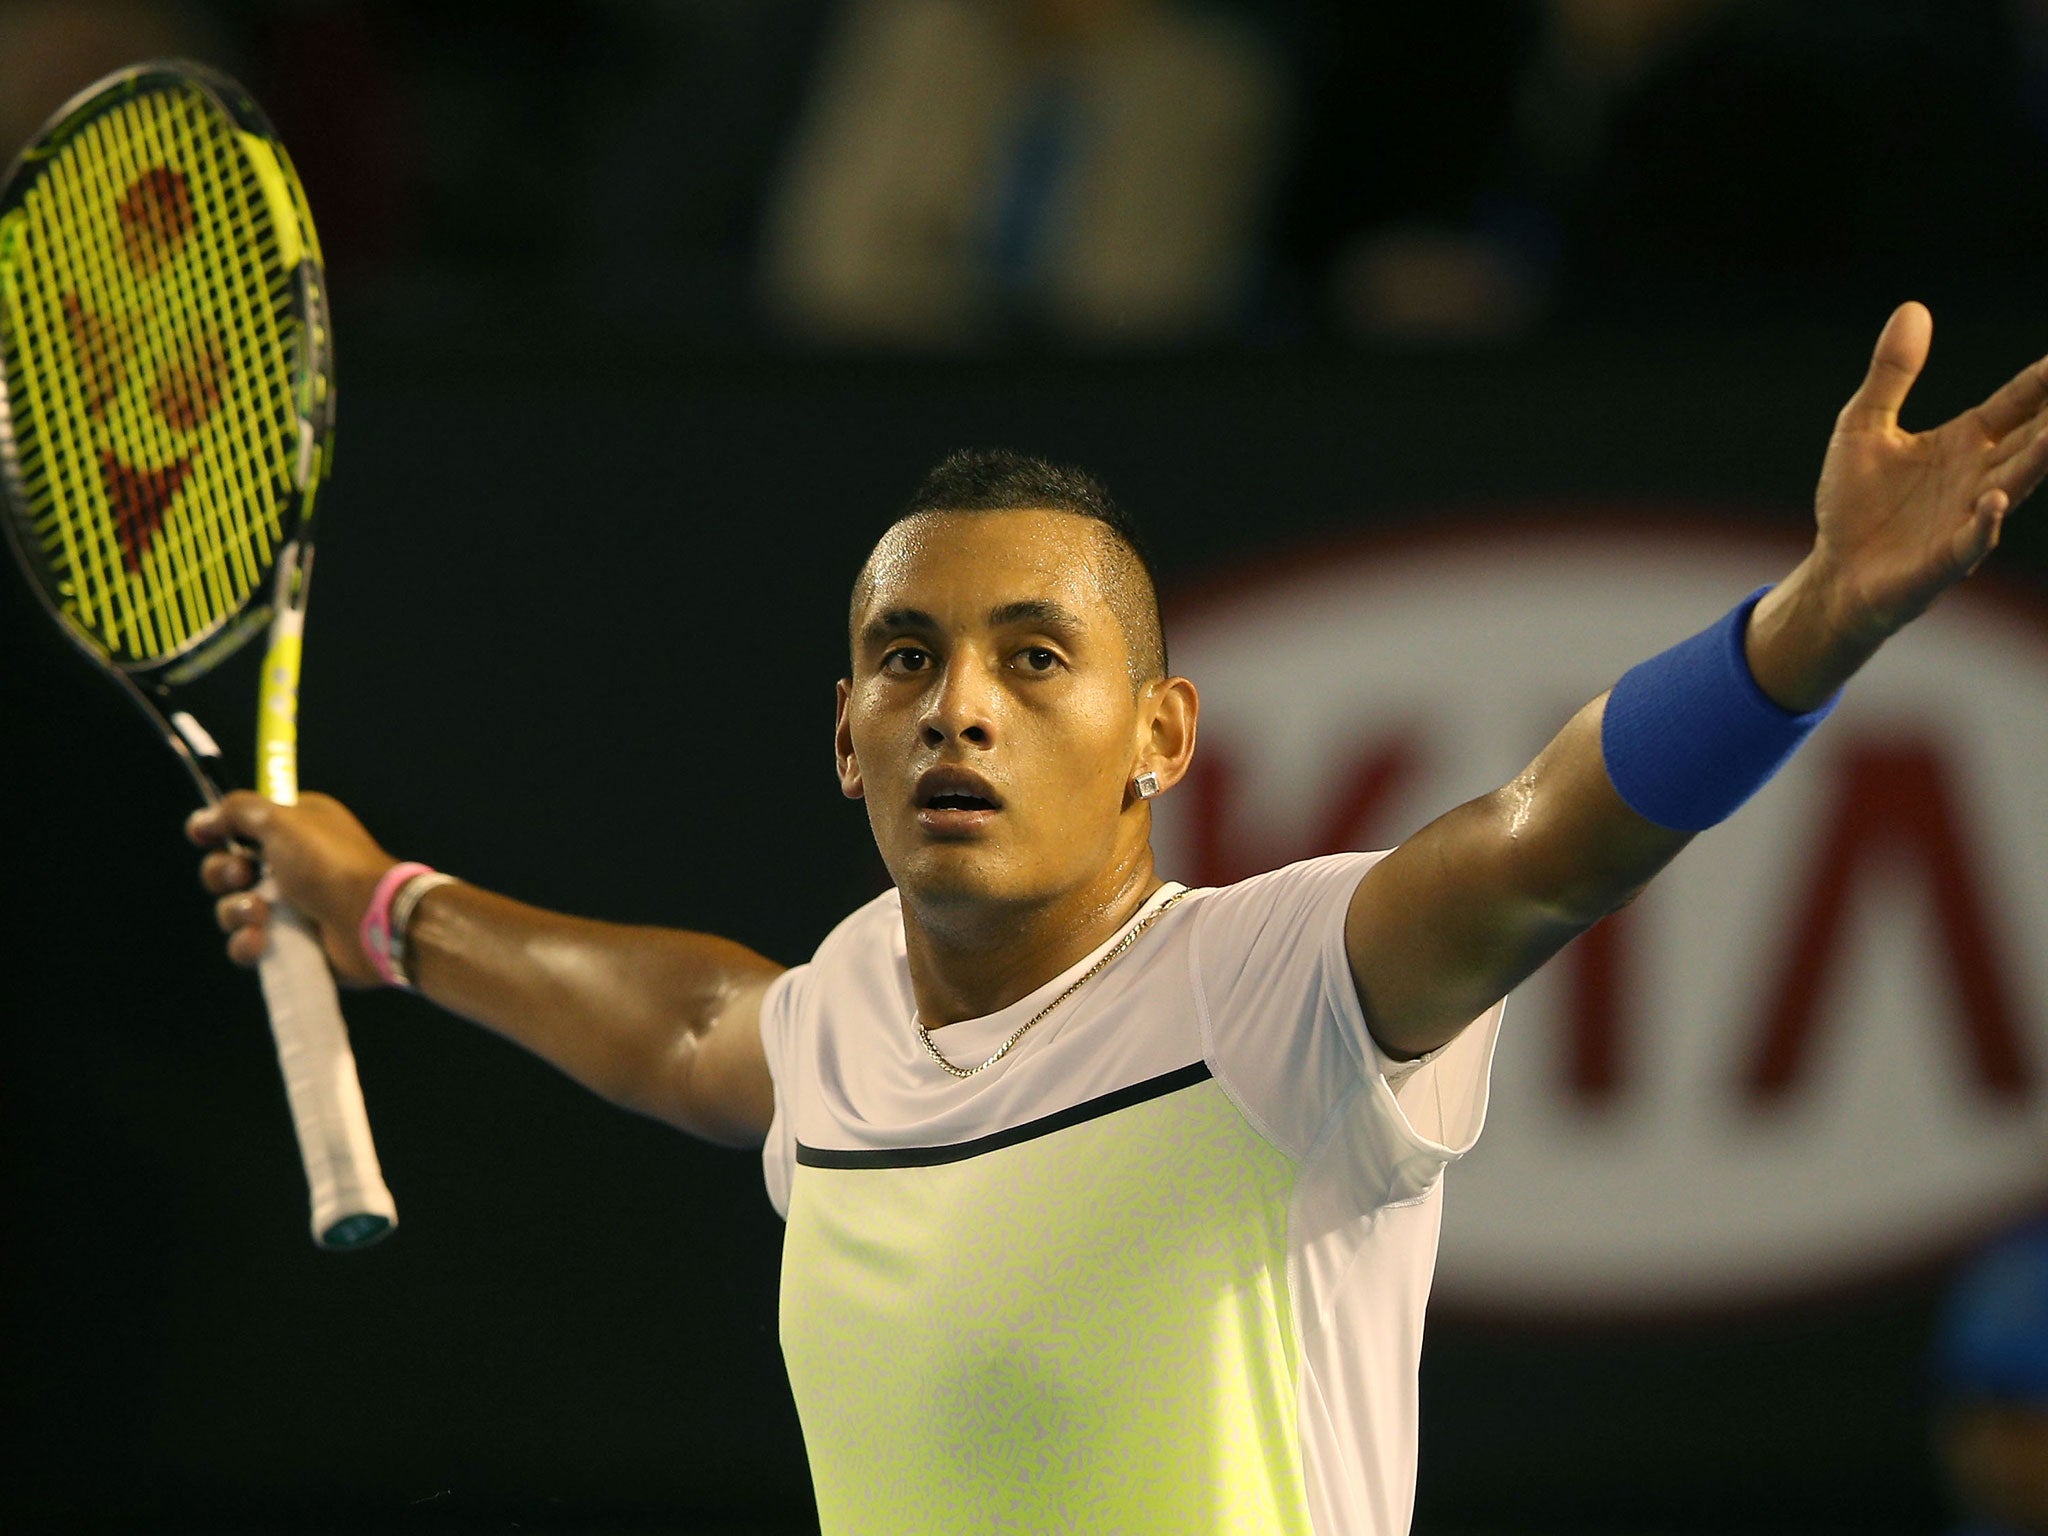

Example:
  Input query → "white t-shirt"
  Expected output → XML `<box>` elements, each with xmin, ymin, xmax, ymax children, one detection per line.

<box><xmin>759</xmin><ymin>851</ymin><xmax>1503</xmax><ymax>1535</ymax></box>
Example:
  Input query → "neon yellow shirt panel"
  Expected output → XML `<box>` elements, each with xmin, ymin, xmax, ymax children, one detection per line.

<box><xmin>779</xmin><ymin>1068</ymin><xmax>1308</xmax><ymax>1535</ymax></box>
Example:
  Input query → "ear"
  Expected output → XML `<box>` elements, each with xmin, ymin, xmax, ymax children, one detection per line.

<box><xmin>1129</xmin><ymin>674</ymin><xmax>1198</xmax><ymax>803</ymax></box>
<box><xmin>834</xmin><ymin>678</ymin><xmax>864</xmax><ymax>800</ymax></box>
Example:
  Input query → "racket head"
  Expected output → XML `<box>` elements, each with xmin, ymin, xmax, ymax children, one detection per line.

<box><xmin>0</xmin><ymin>59</ymin><xmax>334</xmax><ymax>690</ymax></box>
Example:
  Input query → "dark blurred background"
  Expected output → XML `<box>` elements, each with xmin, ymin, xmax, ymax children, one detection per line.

<box><xmin>4</xmin><ymin>2</ymin><xmax>2048</xmax><ymax>1533</ymax></box>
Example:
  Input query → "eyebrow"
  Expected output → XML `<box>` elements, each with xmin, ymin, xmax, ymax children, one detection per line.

<box><xmin>859</xmin><ymin>599</ymin><xmax>1087</xmax><ymax>650</ymax></box>
<box><xmin>988</xmin><ymin>599</ymin><xmax>1085</xmax><ymax>637</ymax></box>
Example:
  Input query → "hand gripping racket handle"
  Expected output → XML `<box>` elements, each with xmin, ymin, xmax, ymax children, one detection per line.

<box><xmin>253</xmin><ymin>545</ymin><xmax>396</xmax><ymax>1249</ymax></box>
<box><xmin>256</xmin><ymin>889</ymin><xmax>398</xmax><ymax>1249</ymax></box>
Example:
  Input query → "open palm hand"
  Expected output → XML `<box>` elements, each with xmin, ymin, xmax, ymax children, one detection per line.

<box><xmin>1813</xmin><ymin>302</ymin><xmax>2048</xmax><ymax>642</ymax></box>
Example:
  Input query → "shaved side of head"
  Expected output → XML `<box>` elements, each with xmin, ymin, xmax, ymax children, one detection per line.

<box><xmin>850</xmin><ymin>450</ymin><xmax>1168</xmax><ymax>687</ymax></box>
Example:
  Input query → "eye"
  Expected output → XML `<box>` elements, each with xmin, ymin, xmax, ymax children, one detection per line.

<box><xmin>1016</xmin><ymin>646</ymin><xmax>1061</xmax><ymax>673</ymax></box>
<box><xmin>881</xmin><ymin>646</ymin><xmax>930</xmax><ymax>675</ymax></box>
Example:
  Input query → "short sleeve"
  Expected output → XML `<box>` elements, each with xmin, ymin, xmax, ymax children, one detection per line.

<box><xmin>1191</xmin><ymin>852</ymin><xmax>1503</xmax><ymax>1172</ymax></box>
<box><xmin>758</xmin><ymin>961</ymin><xmax>811</xmax><ymax>1219</ymax></box>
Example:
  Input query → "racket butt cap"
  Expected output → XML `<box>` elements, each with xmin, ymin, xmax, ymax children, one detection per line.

<box><xmin>317</xmin><ymin>1209</ymin><xmax>395</xmax><ymax>1251</ymax></box>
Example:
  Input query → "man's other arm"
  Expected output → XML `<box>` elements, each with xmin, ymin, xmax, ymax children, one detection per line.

<box><xmin>190</xmin><ymin>792</ymin><xmax>779</xmax><ymax>1148</ymax></box>
<box><xmin>1347</xmin><ymin>302</ymin><xmax>2048</xmax><ymax>1060</ymax></box>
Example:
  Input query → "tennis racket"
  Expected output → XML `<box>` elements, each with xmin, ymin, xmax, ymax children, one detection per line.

<box><xmin>0</xmin><ymin>61</ymin><xmax>396</xmax><ymax>1249</ymax></box>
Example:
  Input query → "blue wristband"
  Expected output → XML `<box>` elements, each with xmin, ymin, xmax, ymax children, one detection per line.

<box><xmin>1600</xmin><ymin>586</ymin><xmax>1839</xmax><ymax>832</ymax></box>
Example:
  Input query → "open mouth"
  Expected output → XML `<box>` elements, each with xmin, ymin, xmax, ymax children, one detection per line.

<box><xmin>914</xmin><ymin>768</ymin><xmax>1004</xmax><ymax>833</ymax></box>
<box><xmin>925</xmin><ymin>791</ymin><xmax>997</xmax><ymax>812</ymax></box>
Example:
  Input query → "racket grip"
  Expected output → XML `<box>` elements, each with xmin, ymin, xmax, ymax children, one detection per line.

<box><xmin>254</xmin><ymin>883</ymin><xmax>398</xmax><ymax>1249</ymax></box>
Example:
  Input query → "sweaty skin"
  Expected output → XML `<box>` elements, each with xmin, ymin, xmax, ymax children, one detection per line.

<box><xmin>191</xmin><ymin>302</ymin><xmax>2048</xmax><ymax>1131</ymax></box>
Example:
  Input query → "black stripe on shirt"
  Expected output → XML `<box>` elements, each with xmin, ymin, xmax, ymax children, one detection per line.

<box><xmin>795</xmin><ymin>1060</ymin><xmax>1214</xmax><ymax>1170</ymax></box>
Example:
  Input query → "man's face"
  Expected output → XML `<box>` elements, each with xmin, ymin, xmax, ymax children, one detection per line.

<box><xmin>837</xmin><ymin>509</ymin><xmax>1165</xmax><ymax>913</ymax></box>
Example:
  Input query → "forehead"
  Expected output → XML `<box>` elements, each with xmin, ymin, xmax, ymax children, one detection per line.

<box><xmin>856</xmin><ymin>509</ymin><xmax>1121</xmax><ymax>624</ymax></box>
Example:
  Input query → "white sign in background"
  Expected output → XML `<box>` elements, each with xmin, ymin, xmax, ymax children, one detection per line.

<box><xmin>1153</xmin><ymin>518</ymin><xmax>2048</xmax><ymax>1316</ymax></box>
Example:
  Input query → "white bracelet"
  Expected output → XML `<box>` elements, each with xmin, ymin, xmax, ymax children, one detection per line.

<box><xmin>387</xmin><ymin>871</ymin><xmax>459</xmax><ymax>989</ymax></box>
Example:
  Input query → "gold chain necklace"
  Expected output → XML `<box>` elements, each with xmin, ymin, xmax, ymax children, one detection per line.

<box><xmin>916</xmin><ymin>889</ymin><xmax>1187</xmax><ymax>1079</ymax></box>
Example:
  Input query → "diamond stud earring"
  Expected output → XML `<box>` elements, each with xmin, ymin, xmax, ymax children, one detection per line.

<box><xmin>1133</xmin><ymin>771</ymin><xmax>1161</xmax><ymax>800</ymax></box>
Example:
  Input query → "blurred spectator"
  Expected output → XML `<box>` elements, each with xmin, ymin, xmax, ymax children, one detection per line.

<box><xmin>1931</xmin><ymin>1218</ymin><xmax>2048</xmax><ymax>1536</ymax></box>
<box><xmin>759</xmin><ymin>0</ymin><xmax>1288</xmax><ymax>347</ymax></box>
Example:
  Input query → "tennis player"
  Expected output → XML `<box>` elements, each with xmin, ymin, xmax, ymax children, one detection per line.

<box><xmin>192</xmin><ymin>302</ymin><xmax>2045</xmax><ymax>1534</ymax></box>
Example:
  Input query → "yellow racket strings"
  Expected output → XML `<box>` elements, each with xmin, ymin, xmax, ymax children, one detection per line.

<box><xmin>2</xmin><ymin>82</ymin><xmax>303</xmax><ymax>666</ymax></box>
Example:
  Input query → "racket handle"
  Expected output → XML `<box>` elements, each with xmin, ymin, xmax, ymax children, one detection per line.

<box><xmin>255</xmin><ymin>881</ymin><xmax>398</xmax><ymax>1249</ymax></box>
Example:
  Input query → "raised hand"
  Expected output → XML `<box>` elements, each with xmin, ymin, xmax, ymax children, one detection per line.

<box><xmin>1745</xmin><ymin>304</ymin><xmax>2048</xmax><ymax>711</ymax></box>
<box><xmin>1812</xmin><ymin>301</ymin><xmax>2048</xmax><ymax>640</ymax></box>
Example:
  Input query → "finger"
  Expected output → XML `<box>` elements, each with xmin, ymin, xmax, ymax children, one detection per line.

<box><xmin>1988</xmin><ymin>415</ymin><xmax>2048</xmax><ymax>507</ymax></box>
<box><xmin>226</xmin><ymin>922</ymin><xmax>268</xmax><ymax>969</ymax></box>
<box><xmin>1952</xmin><ymin>491</ymin><xmax>2008</xmax><ymax>576</ymax></box>
<box><xmin>1838</xmin><ymin>301</ymin><xmax>1932</xmax><ymax>431</ymax></box>
<box><xmin>187</xmin><ymin>791</ymin><xmax>276</xmax><ymax>848</ymax></box>
<box><xmin>215</xmin><ymin>788</ymin><xmax>276</xmax><ymax>843</ymax></box>
<box><xmin>1986</xmin><ymin>406</ymin><xmax>2047</xmax><ymax>470</ymax></box>
<box><xmin>215</xmin><ymin>889</ymin><xmax>268</xmax><ymax>936</ymax></box>
<box><xmin>1970</xmin><ymin>351</ymin><xmax>2048</xmax><ymax>443</ymax></box>
<box><xmin>200</xmin><ymin>849</ymin><xmax>258</xmax><ymax>894</ymax></box>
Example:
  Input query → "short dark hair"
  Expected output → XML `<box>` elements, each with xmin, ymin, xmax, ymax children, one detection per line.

<box><xmin>857</xmin><ymin>449</ymin><xmax>1168</xmax><ymax>682</ymax></box>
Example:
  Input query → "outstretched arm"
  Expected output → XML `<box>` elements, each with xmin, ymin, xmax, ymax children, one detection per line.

<box><xmin>189</xmin><ymin>793</ymin><xmax>781</xmax><ymax>1147</ymax></box>
<box><xmin>1348</xmin><ymin>302</ymin><xmax>2048</xmax><ymax>1059</ymax></box>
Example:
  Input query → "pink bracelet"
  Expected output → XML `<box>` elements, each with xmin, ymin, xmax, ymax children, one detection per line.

<box><xmin>360</xmin><ymin>861</ymin><xmax>435</xmax><ymax>988</ymax></box>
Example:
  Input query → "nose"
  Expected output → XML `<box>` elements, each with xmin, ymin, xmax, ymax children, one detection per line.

<box><xmin>920</xmin><ymin>656</ymin><xmax>994</xmax><ymax>749</ymax></box>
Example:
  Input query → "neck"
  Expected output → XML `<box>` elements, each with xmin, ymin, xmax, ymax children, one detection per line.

<box><xmin>902</xmin><ymin>848</ymin><xmax>1163</xmax><ymax>1027</ymax></box>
